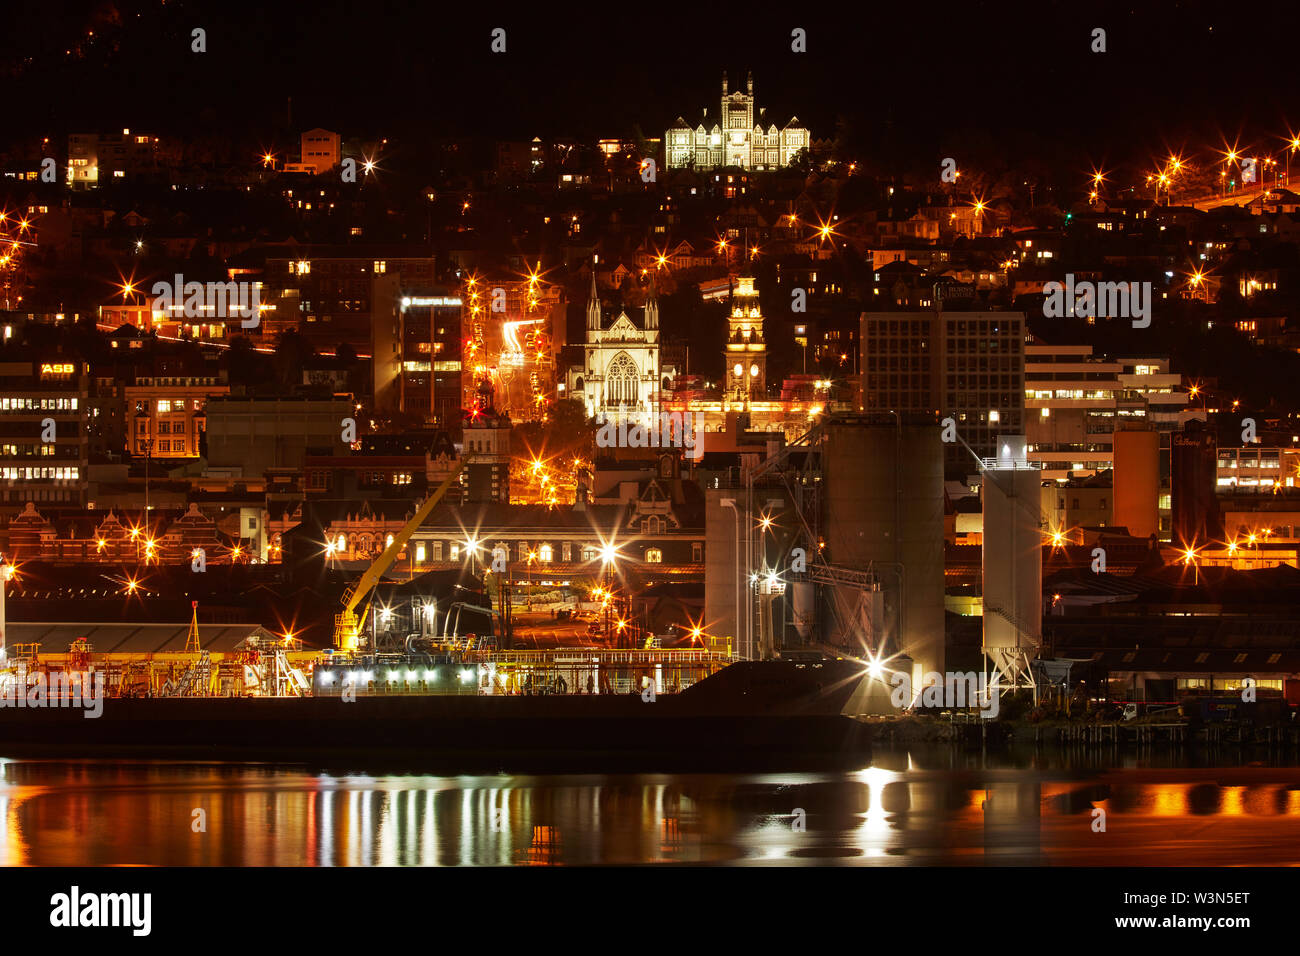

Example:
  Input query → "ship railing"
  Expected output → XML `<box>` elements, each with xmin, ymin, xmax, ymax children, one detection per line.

<box><xmin>465</xmin><ymin>649</ymin><xmax>732</xmax><ymax>665</ymax></box>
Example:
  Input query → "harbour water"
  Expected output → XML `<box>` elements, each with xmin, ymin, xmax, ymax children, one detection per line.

<box><xmin>4</xmin><ymin>748</ymin><xmax>1300</xmax><ymax>866</ymax></box>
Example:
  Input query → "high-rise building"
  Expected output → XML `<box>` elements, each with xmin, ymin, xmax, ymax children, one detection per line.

<box><xmin>0</xmin><ymin>359</ymin><xmax>91</xmax><ymax>514</ymax></box>
<box><xmin>665</xmin><ymin>73</ymin><xmax>810</xmax><ymax>170</ymax></box>
<box><xmin>860</xmin><ymin>311</ymin><xmax>1025</xmax><ymax>466</ymax></box>
<box><xmin>370</xmin><ymin>275</ymin><xmax>463</xmax><ymax>425</ymax></box>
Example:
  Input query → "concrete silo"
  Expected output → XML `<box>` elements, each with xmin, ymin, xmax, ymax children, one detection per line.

<box><xmin>822</xmin><ymin>416</ymin><xmax>945</xmax><ymax>686</ymax></box>
<box><xmin>981</xmin><ymin>436</ymin><xmax>1042</xmax><ymax>691</ymax></box>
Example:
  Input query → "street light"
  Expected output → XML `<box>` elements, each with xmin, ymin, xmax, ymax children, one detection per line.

<box><xmin>0</xmin><ymin>560</ymin><xmax>14</xmax><ymax>661</ymax></box>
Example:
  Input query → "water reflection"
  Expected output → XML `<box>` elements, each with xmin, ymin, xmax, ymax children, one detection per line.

<box><xmin>3</xmin><ymin>748</ymin><xmax>1300</xmax><ymax>865</ymax></box>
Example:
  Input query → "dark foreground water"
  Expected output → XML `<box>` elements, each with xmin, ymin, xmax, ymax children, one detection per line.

<box><xmin>5</xmin><ymin>748</ymin><xmax>1300</xmax><ymax>865</ymax></box>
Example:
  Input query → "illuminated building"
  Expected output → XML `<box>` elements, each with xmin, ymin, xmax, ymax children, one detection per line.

<box><xmin>298</xmin><ymin>128</ymin><xmax>340</xmax><ymax>174</ymax></box>
<box><xmin>723</xmin><ymin>275</ymin><xmax>767</xmax><ymax>405</ymax></box>
<box><xmin>660</xmin><ymin>274</ymin><xmax>841</xmax><ymax>444</ymax></box>
<box><xmin>405</xmin><ymin>497</ymin><xmax>705</xmax><ymax>584</ymax></box>
<box><xmin>665</xmin><ymin>73</ymin><xmax>810</xmax><ymax>170</ymax></box>
<box><xmin>575</xmin><ymin>270</ymin><xmax>666</xmax><ymax>417</ymax></box>
<box><xmin>124</xmin><ymin>376</ymin><xmax>227</xmax><ymax>458</ymax></box>
<box><xmin>98</xmin><ymin>302</ymin><xmax>233</xmax><ymax>345</ymax></box>
<box><xmin>0</xmin><ymin>359</ymin><xmax>91</xmax><ymax>514</ymax></box>
<box><xmin>371</xmin><ymin>276</ymin><xmax>463</xmax><ymax>424</ymax></box>
<box><xmin>66</xmin><ymin>129</ymin><xmax>166</xmax><ymax>189</ymax></box>
<box><xmin>1024</xmin><ymin>343</ymin><xmax>1190</xmax><ymax>481</ymax></box>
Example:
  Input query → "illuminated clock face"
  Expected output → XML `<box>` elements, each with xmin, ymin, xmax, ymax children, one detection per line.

<box><xmin>733</xmin><ymin>363</ymin><xmax>743</xmax><ymax>378</ymax></box>
<box><xmin>750</xmin><ymin>364</ymin><xmax>759</xmax><ymax>378</ymax></box>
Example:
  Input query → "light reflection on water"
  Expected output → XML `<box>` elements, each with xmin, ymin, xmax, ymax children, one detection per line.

<box><xmin>4</xmin><ymin>748</ymin><xmax>1300</xmax><ymax>865</ymax></box>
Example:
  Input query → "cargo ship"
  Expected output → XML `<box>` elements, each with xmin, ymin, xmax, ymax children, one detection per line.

<box><xmin>0</xmin><ymin>655</ymin><xmax>870</xmax><ymax>770</ymax></box>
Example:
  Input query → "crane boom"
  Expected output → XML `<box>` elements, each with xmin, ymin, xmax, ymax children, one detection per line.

<box><xmin>334</xmin><ymin>463</ymin><xmax>465</xmax><ymax>650</ymax></box>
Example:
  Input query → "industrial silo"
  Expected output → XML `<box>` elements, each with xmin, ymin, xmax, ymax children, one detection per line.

<box><xmin>823</xmin><ymin>416</ymin><xmax>945</xmax><ymax>687</ymax></box>
<box><xmin>981</xmin><ymin>436</ymin><xmax>1042</xmax><ymax>690</ymax></box>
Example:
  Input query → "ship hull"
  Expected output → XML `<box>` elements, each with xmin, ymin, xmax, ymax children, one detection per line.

<box><xmin>0</xmin><ymin>660</ymin><xmax>871</xmax><ymax>770</ymax></box>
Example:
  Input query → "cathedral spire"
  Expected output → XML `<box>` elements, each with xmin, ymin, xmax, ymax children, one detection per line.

<box><xmin>644</xmin><ymin>272</ymin><xmax>659</xmax><ymax>330</ymax></box>
<box><xmin>586</xmin><ymin>260</ymin><xmax>601</xmax><ymax>331</ymax></box>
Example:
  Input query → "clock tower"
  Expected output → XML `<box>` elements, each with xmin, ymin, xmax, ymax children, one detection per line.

<box><xmin>724</xmin><ymin>274</ymin><xmax>767</xmax><ymax>405</ymax></box>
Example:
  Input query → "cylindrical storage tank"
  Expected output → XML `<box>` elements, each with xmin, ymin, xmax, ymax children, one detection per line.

<box><xmin>982</xmin><ymin>465</ymin><xmax>1042</xmax><ymax>672</ymax></box>
<box><xmin>824</xmin><ymin>419</ymin><xmax>945</xmax><ymax>682</ymax></box>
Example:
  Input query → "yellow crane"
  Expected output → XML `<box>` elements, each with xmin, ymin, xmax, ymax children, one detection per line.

<box><xmin>333</xmin><ymin>464</ymin><xmax>465</xmax><ymax>652</ymax></box>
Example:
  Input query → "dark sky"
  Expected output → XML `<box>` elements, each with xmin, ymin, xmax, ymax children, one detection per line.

<box><xmin>4</xmin><ymin>0</ymin><xmax>1298</xmax><ymax>170</ymax></box>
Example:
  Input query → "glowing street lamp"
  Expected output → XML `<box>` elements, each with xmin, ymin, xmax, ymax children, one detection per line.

<box><xmin>0</xmin><ymin>560</ymin><xmax>12</xmax><ymax>660</ymax></box>
<box><xmin>1182</xmin><ymin>542</ymin><xmax>1201</xmax><ymax>585</ymax></box>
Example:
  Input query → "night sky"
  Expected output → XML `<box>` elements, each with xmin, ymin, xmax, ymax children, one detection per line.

<box><xmin>2</xmin><ymin>1</ymin><xmax>1297</xmax><ymax>177</ymax></box>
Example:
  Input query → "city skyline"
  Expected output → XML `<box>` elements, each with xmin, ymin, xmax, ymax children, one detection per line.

<box><xmin>0</xmin><ymin>0</ymin><xmax>1297</xmax><ymax>906</ymax></box>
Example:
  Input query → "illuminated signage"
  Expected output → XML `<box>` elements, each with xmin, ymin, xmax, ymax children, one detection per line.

<box><xmin>401</xmin><ymin>297</ymin><xmax>462</xmax><ymax>309</ymax></box>
<box><xmin>40</xmin><ymin>363</ymin><xmax>76</xmax><ymax>377</ymax></box>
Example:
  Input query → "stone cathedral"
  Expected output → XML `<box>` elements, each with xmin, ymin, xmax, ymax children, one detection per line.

<box><xmin>665</xmin><ymin>72</ymin><xmax>810</xmax><ymax>170</ymax></box>
<box><xmin>574</xmin><ymin>270</ymin><xmax>673</xmax><ymax>417</ymax></box>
